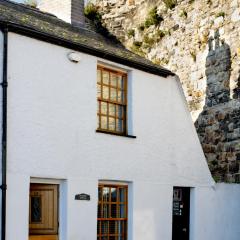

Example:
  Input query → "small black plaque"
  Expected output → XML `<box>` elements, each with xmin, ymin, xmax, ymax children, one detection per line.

<box><xmin>75</xmin><ymin>193</ymin><xmax>90</xmax><ymax>201</ymax></box>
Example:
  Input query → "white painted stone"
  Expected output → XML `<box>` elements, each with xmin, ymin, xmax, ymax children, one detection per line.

<box><xmin>214</xmin><ymin>16</ymin><xmax>224</xmax><ymax>27</ymax></box>
<box><xmin>230</xmin><ymin>0</ymin><xmax>238</xmax><ymax>8</ymax></box>
<box><xmin>231</xmin><ymin>8</ymin><xmax>240</xmax><ymax>22</ymax></box>
<box><xmin>219</xmin><ymin>27</ymin><xmax>225</xmax><ymax>35</ymax></box>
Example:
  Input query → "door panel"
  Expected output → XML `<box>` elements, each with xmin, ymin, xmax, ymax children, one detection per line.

<box><xmin>172</xmin><ymin>187</ymin><xmax>190</xmax><ymax>240</ymax></box>
<box><xmin>29</xmin><ymin>184</ymin><xmax>58</xmax><ymax>238</ymax></box>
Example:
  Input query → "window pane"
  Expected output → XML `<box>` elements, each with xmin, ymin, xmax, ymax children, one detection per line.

<box><xmin>101</xmin><ymin>116</ymin><xmax>107</xmax><ymax>129</ymax></box>
<box><xmin>118</xmin><ymin>76</ymin><xmax>124</xmax><ymax>89</ymax></box>
<box><xmin>103</xmin><ymin>86</ymin><xmax>109</xmax><ymax>99</ymax></box>
<box><xmin>103</xmin><ymin>71</ymin><xmax>109</xmax><ymax>85</ymax></box>
<box><xmin>97</xmin><ymin>84</ymin><xmax>101</xmax><ymax>98</ymax></box>
<box><xmin>98</xmin><ymin>204</ymin><xmax>101</xmax><ymax>218</ymax></box>
<box><xmin>117</xmin><ymin>90</ymin><xmax>124</xmax><ymax>103</ymax></box>
<box><xmin>101</xmin><ymin>221</ymin><xmax>108</xmax><ymax>234</ymax></box>
<box><xmin>119</xmin><ymin>188</ymin><xmax>126</xmax><ymax>202</ymax></box>
<box><xmin>119</xmin><ymin>204</ymin><xmax>126</xmax><ymax>218</ymax></box>
<box><xmin>103</xmin><ymin>187</ymin><xmax>110</xmax><ymax>202</ymax></box>
<box><xmin>101</xmin><ymin>102</ymin><xmax>107</xmax><ymax>115</ymax></box>
<box><xmin>111</xmin><ymin>188</ymin><xmax>117</xmax><ymax>202</ymax></box>
<box><xmin>111</xmin><ymin>204</ymin><xmax>117</xmax><ymax>218</ymax></box>
<box><xmin>116</xmin><ymin>106</ymin><xmax>124</xmax><ymax>119</ymax></box>
<box><xmin>97</xmin><ymin>69</ymin><xmax>101</xmax><ymax>83</ymax></box>
<box><xmin>119</xmin><ymin>221</ymin><xmax>125</xmax><ymax>236</ymax></box>
<box><xmin>111</xmin><ymin>73</ymin><xmax>118</xmax><ymax>87</ymax></box>
<box><xmin>109</xmin><ymin>104</ymin><xmax>115</xmax><ymax>116</ymax></box>
<box><xmin>109</xmin><ymin>221</ymin><xmax>117</xmax><ymax>234</ymax></box>
<box><xmin>110</xmin><ymin>88</ymin><xmax>117</xmax><ymax>101</ymax></box>
<box><xmin>98</xmin><ymin>186</ymin><xmax>102</xmax><ymax>200</ymax></box>
<box><xmin>109</xmin><ymin>117</ymin><xmax>115</xmax><ymax>131</ymax></box>
<box><xmin>116</xmin><ymin>119</ymin><xmax>123</xmax><ymax>132</ymax></box>
<box><xmin>103</xmin><ymin>204</ymin><xmax>110</xmax><ymax>218</ymax></box>
<box><xmin>97</xmin><ymin>218</ymin><xmax>101</xmax><ymax>234</ymax></box>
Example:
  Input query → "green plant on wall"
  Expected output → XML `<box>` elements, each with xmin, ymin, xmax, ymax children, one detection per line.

<box><xmin>131</xmin><ymin>41</ymin><xmax>145</xmax><ymax>56</ymax></box>
<box><xmin>155</xmin><ymin>30</ymin><xmax>166</xmax><ymax>39</ymax></box>
<box><xmin>144</xmin><ymin>7</ymin><xmax>163</xmax><ymax>28</ymax></box>
<box><xmin>153</xmin><ymin>57</ymin><xmax>169</xmax><ymax>65</ymax></box>
<box><xmin>84</xmin><ymin>2</ymin><xmax>118</xmax><ymax>40</ymax></box>
<box><xmin>138</xmin><ymin>24</ymin><xmax>145</xmax><ymax>32</ymax></box>
<box><xmin>127</xmin><ymin>29</ymin><xmax>135</xmax><ymax>38</ymax></box>
<box><xmin>143</xmin><ymin>35</ymin><xmax>155</xmax><ymax>45</ymax></box>
<box><xmin>216</xmin><ymin>12</ymin><xmax>225</xmax><ymax>18</ymax></box>
<box><xmin>190</xmin><ymin>50</ymin><xmax>197</xmax><ymax>62</ymax></box>
<box><xmin>133</xmin><ymin>41</ymin><xmax>142</xmax><ymax>48</ymax></box>
<box><xmin>24</xmin><ymin>0</ymin><xmax>38</xmax><ymax>8</ymax></box>
<box><xmin>163</xmin><ymin>0</ymin><xmax>177</xmax><ymax>10</ymax></box>
<box><xmin>180</xmin><ymin>10</ymin><xmax>188</xmax><ymax>18</ymax></box>
<box><xmin>207</xmin><ymin>0</ymin><xmax>212</xmax><ymax>5</ymax></box>
<box><xmin>84</xmin><ymin>2</ymin><xmax>102</xmax><ymax>22</ymax></box>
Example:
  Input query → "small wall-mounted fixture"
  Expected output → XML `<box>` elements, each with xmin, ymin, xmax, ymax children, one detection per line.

<box><xmin>68</xmin><ymin>52</ymin><xmax>81</xmax><ymax>63</ymax></box>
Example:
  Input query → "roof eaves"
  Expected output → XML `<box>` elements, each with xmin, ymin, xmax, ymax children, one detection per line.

<box><xmin>0</xmin><ymin>1</ymin><xmax>175</xmax><ymax>77</ymax></box>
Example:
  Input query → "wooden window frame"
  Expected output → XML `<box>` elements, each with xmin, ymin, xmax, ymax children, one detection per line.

<box><xmin>97</xmin><ymin>184</ymin><xmax>128</xmax><ymax>240</ymax></box>
<box><xmin>97</xmin><ymin>66</ymin><xmax>128</xmax><ymax>135</ymax></box>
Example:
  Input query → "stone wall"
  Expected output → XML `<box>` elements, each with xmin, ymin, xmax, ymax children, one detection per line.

<box><xmin>94</xmin><ymin>0</ymin><xmax>240</xmax><ymax>182</ymax></box>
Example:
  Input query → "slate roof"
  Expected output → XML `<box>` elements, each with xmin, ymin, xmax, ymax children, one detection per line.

<box><xmin>0</xmin><ymin>0</ymin><xmax>174</xmax><ymax>77</ymax></box>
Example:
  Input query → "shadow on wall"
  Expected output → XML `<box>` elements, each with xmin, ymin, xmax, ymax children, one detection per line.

<box><xmin>195</xmin><ymin>29</ymin><xmax>240</xmax><ymax>183</ymax></box>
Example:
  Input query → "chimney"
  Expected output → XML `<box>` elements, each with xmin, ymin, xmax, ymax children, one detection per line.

<box><xmin>38</xmin><ymin>0</ymin><xmax>85</xmax><ymax>27</ymax></box>
<box><xmin>71</xmin><ymin>0</ymin><xmax>85</xmax><ymax>27</ymax></box>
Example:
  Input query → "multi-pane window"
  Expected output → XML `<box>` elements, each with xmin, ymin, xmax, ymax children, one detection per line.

<box><xmin>97</xmin><ymin>184</ymin><xmax>128</xmax><ymax>240</ymax></box>
<box><xmin>97</xmin><ymin>66</ymin><xmax>127</xmax><ymax>134</ymax></box>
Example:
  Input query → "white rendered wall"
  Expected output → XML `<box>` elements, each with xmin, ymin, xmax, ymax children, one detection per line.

<box><xmin>5</xmin><ymin>33</ymin><xmax>215</xmax><ymax>240</ymax></box>
<box><xmin>0</xmin><ymin>29</ymin><xmax>3</xmax><ymax>240</ymax></box>
<box><xmin>190</xmin><ymin>183</ymin><xmax>240</xmax><ymax>240</ymax></box>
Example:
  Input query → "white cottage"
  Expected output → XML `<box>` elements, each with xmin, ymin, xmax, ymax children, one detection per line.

<box><xmin>0</xmin><ymin>1</ymin><xmax>239</xmax><ymax>240</ymax></box>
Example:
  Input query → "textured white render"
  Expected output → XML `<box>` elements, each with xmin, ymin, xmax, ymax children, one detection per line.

<box><xmin>5</xmin><ymin>32</ymin><xmax>235</xmax><ymax>240</ymax></box>
<box><xmin>190</xmin><ymin>184</ymin><xmax>240</xmax><ymax>240</ymax></box>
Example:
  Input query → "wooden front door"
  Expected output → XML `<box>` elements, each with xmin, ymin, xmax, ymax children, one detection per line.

<box><xmin>172</xmin><ymin>187</ymin><xmax>190</xmax><ymax>240</ymax></box>
<box><xmin>29</xmin><ymin>184</ymin><xmax>59</xmax><ymax>240</ymax></box>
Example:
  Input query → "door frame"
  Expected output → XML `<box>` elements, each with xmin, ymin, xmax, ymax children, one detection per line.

<box><xmin>29</xmin><ymin>178</ymin><xmax>67</xmax><ymax>240</ymax></box>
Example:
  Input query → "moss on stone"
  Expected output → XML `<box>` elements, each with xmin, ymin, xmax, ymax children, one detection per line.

<box><xmin>144</xmin><ymin>7</ymin><xmax>163</xmax><ymax>28</ymax></box>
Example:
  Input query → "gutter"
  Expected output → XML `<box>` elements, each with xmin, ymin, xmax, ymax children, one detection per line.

<box><xmin>0</xmin><ymin>26</ymin><xmax>8</xmax><ymax>240</ymax></box>
<box><xmin>0</xmin><ymin>21</ymin><xmax>174</xmax><ymax>78</ymax></box>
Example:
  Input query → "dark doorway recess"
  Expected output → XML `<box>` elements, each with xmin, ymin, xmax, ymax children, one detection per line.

<box><xmin>172</xmin><ymin>187</ymin><xmax>190</xmax><ymax>240</ymax></box>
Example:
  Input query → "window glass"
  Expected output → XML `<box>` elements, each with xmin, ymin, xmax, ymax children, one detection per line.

<box><xmin>97</xmin><ymin>185</ymin><xmax>128</xmax><ymax>240</ymax></box>
<box><xmin>97</xmin><ymin>67</ymin><xmax>127</xmax><ymax>134</ymax></box>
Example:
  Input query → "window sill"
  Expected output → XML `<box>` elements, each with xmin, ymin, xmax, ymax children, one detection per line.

<box><xmin>96</xmin><ymin>130</ymin><xmax>137</xmax><ymax>138</ymax></box>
